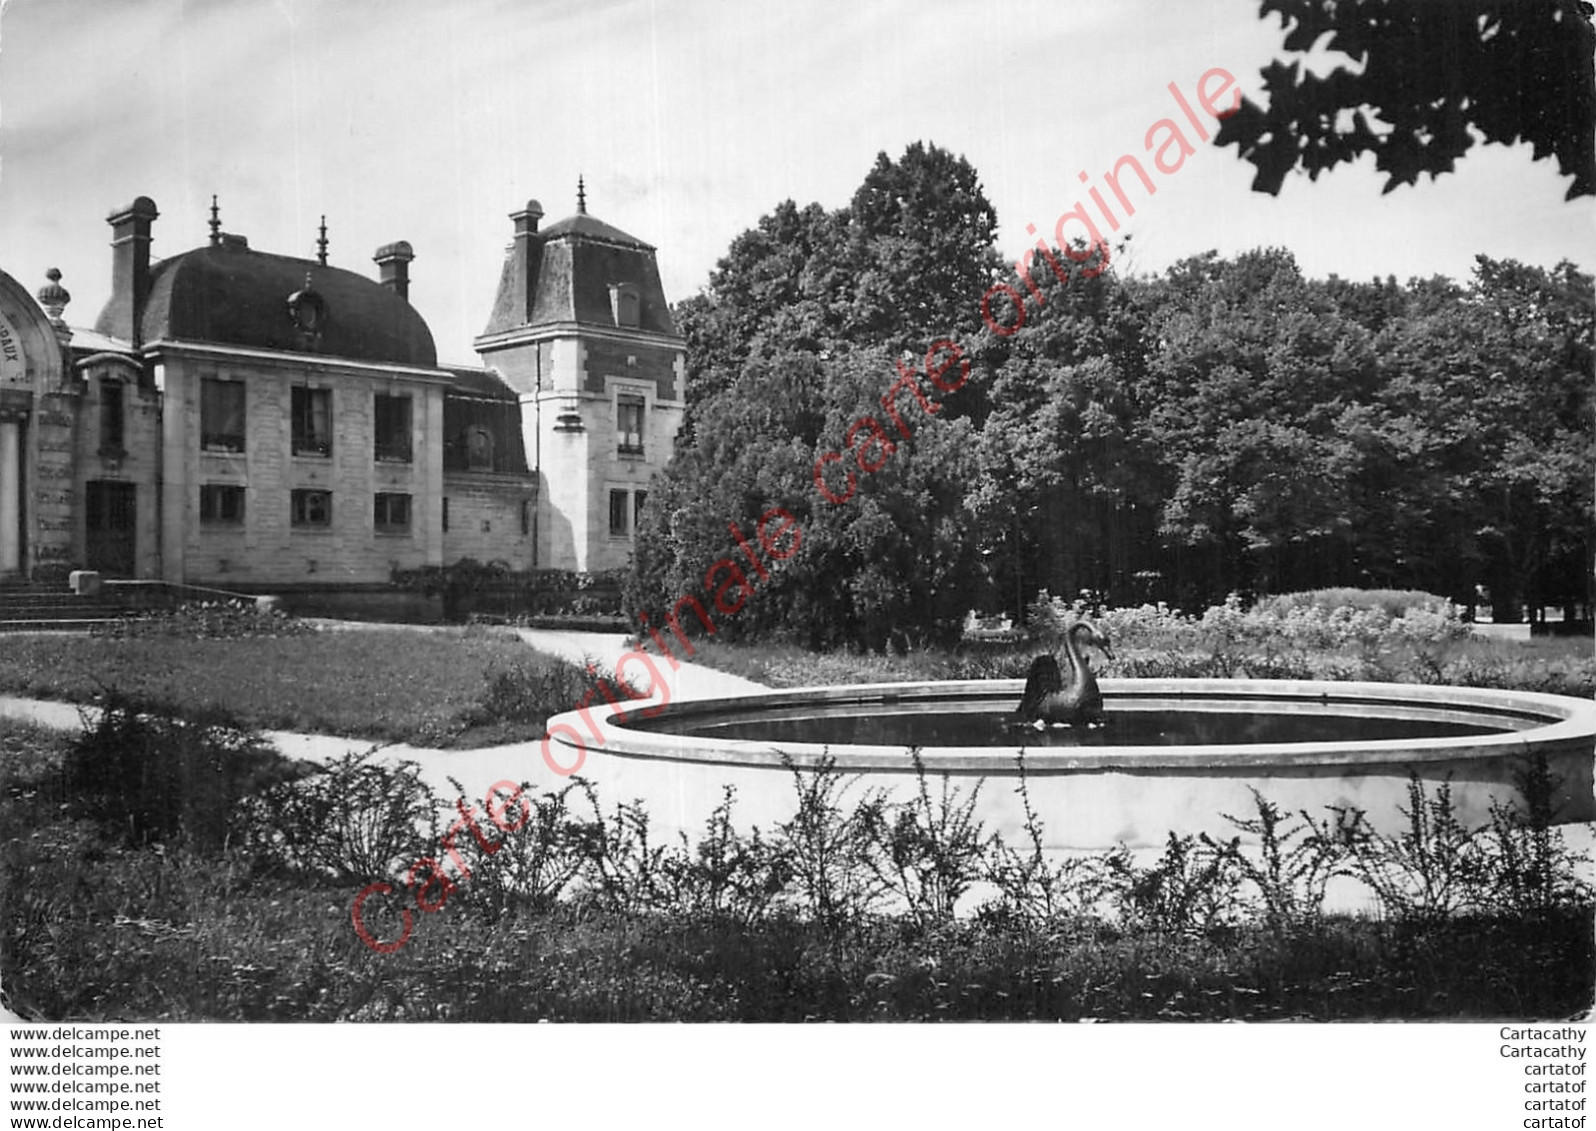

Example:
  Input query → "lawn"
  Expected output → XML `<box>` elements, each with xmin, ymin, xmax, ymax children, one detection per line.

<box><xmin>0</xmin><ymin>623</ymin><xmax>596</xmax><ymax>747</ymax></box>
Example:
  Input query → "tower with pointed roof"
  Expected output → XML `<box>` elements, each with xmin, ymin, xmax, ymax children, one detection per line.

<box><xmin>475</xmin><ymin>184</ymin><xmax>686</xmax><ymax>572</ymax></box>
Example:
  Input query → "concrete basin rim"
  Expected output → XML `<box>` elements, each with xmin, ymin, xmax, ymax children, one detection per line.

<box><xmin>546</xmin><ymin>678</ymin><xmax>1596</xmax><ymax>773</ymax></box>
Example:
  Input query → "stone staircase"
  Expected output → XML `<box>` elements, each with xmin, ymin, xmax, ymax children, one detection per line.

<box><xmin>0</xmin><ymin>581</ymin><xmax>125</xmax><ymax>633</ymax></box>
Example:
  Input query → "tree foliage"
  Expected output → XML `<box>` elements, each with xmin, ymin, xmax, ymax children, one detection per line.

<box><xmin>1217</xmin><ymin>0</ymin><xmax>1596</xmax><ymax>199</ymax></box>
<box><xmin>635</xmin><ymin>141</ymin><xmax>1594</xmax><ymax>648</ymax></box>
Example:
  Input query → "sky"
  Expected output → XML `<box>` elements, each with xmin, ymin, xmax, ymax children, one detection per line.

<box><xmin>0</xmin><ymin>0</ymin><xmax>1591</xmax><ymax>366</ymax></box>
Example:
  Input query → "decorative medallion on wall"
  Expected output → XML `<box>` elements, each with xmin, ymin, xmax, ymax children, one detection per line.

<box><xmin>287</xmin><ymin>273</ymin><xmax>328</xmax><ymax>339</ymax></box>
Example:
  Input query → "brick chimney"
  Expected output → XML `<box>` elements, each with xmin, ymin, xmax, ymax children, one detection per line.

<box><xmin>508</xmin><ymin>199</ymin><xmax>544</xmax><ymax>323</ymax></box>
<box><xmin>476</xmin><ymin>198</ymin><xmax>548</xmax><ymax>343</ymax></box>
<box><xmin>100</xmin><ymin>197</ymin><xmax>158</xmax><ymax>345</ymax></box>
<box><xmin>373</xmin><ymin>241</ymin><xmax>415</xmax><ymax>302</ymax></box>
<box><xmin>512</xmin><ymin>199</ymin><xmax>544</xmax><ymax>237</ymax></box>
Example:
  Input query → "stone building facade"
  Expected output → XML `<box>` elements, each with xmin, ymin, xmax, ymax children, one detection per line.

<box><xmin>475</xmin><ymin>190</ymin><xmax>686</xmax><ymax>573</ymax></box>
<box><xmin>0</xmin><ymin>187</ymin><xmax>683</xmax><ymax>589</ymax></box>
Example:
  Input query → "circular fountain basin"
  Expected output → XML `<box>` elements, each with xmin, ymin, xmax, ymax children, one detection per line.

<box><xmin>544</xmin><ymin>679</ymin><xmax>1596</xmax><ymax>850</ymax></box>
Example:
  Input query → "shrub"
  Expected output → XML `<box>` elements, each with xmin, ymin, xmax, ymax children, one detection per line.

<box><xmin>1257</xmin><ymin>588</ymin><xmax>1457</xmax><ymax>619</ymax></box>
<box><xmin>982</xmin><ymin>753</ymin><xmax>1117</xmax><ymax>927</ymax></box>
<box><xmin>774</xmin><ymin>756</ymin><xmax>889</xmax><ymax>928</ymax></box>
<box><xmin>1480</xmin><ymin>756</ymin><xmax>1593</xmax><ymax>915</ymax></box>
<box><xmin>861</xmin><ymin>751</ymin><xmax>989</xmax><ymax>929</ymax></box>
<box><xmin>445</xmin><ymin>777</ymin><xmax>588</xmax><ymax>916</ymax></box>
<box><xmin>659</xmin><ymin>787</ymin><xmax>791</xmax><ymax>926</ymax></box>
<box><xmin>1337</xmin><ymin>776</ymin><xmax>1491</xmax><ymax>922</ymax></box>
<box><xmin>472</xmin><ymin>657</ymin><xmax>603</xmax><ymax>726</ymax></box>
<box><xmin>1104</xmin><ymin>833</ymin><xmax>1248</xmax><ymax>936</ymax></box>
<box><xmin>62</xmin><ymin>695</ymin><xmax>305</xmax><ymax>852</ymax></box>
<box><xmin>567</xmin><ymin>783</ymin><xmax>671</xmax><ymax>914</ymax></box>
<box><xmin>1211</xmin><ymin>789</ymin><xmax>1354</xmax><ymax>930</ymax></box>
<box><xmin>237</xmin><ymin>749</ymin><xmax>437</xmax><ymax>881</ymax></box>
<box><xmin>391</xmin><ymin>559</ymin><xmax>627</xmax><ymax>617</ymax></box>
<box><xmin>445</xmin><ymin>652</ymin><xmax>640</xmax><ymax>749</ymax></box>
<box><xmin>1022</xmin><ymin>588</ymin><xmax>1472</xmax><ymax>676</ymax></box>
<box><xmin>93</xmin><ymin>600</ymin><xmax>316</xmax><ymax>640</ymax></box>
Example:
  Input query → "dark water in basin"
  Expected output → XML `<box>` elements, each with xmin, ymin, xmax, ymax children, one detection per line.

<box><xmin>633</xmin><ymin>707</ymin><xmax>1508</xmax><ymax>748</ymax></box>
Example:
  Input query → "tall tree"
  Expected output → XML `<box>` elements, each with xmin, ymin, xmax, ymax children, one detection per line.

<box><xmin>1458</xmin><ymin>257</ymin><xmax>1594</xmax><ymax>620</ymax></box>
<box><xmin>971</xmin><ymin>252</ymin><xmax>1157</xmax><ymax>609</ymax></box>
<box><xmin>675</xmin><ymin>201</ymin><xmax>849</xmax><ymax>435</ymax></box>
<box><xmin>634</xmin><ymin>143</ymin><xmax>1004</xmax><ymax>647</ymax></box>
<box><xmin>843</xmin><ymin>142</ymin><xmax>1002</xmax><ymax>344</ymax></box>
<box><xmin>1136</xmin><ymin>249</ymin><xmax>1378</xmax><ymax>600</ymax></box>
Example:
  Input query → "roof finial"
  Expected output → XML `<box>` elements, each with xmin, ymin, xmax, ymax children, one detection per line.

<box><xmin>36</xmin><ymin>268</ymin><xmax>70</xmax><ymax>328</ymax></box>
<box><xmin>209</xmin><ymin>195</ymin><xmax>221</xmax><ymax>246</ymax></box>
<box><xmin>316</xmin><ymin>215</ymin><xmax>329</xmax><ymax>266</ymax></box>
<box><xmin>577</xmin><ymin>175</ymin><xmax>587</xmax><ymax>214</ymax></box>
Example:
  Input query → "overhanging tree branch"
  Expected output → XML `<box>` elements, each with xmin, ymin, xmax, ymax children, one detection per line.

<box><xmin>1217</xmin><ymin>0</ymin><xmax>1596</xmax><ymax>199</ymax></box>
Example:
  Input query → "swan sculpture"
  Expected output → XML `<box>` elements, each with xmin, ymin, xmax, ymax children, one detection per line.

<box><xmin>1014</xmin><ymin>622</ymin><xmax>1115</xmax><ymax>726</ymax></box>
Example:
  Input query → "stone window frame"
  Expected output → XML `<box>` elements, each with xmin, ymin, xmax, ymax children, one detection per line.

<box><xmin>290</xmin><ymin>487</ymin><xmax>332</xmax><ymax>529</ymax></box>
<box><xmin>607</xmin><ymin>485</ymin><xmax>647</xmax><ymax>540</ymax></box>
<box><xmin>374</xmin><ymin>491</ymin><xmax>412</xmax><ymax>534</ymax></box>
<box><xmin>608</xmin><ymin>379</ymin><xmax>651</xmax><ymax>460</ymax></box>
<box><xmin>608</xmin><ymin>488</ymin><xmax>630</xmax><ymax>538</ymax></box>
<box><xmin>291</xmin><ymin>384</ymin><xmax>333</xmax><ymax>458</ymax></box>
<box><xmin>199</xmin><ymin>483</ymin><xmax>245</xmax><ymax>526</ymax></box>
<box><xmin>97</xmin><ymin>376</ymin><xmax>127</xmax><ymax>458</ymax></box>
<box><xmin>374</xmin><ymin>392</ymin><xmax>413</xmax><ymax>463</ymax></box>
<box><xmin>200</xmin><ymin>377</ymin><xmax>246</xmax><ymax>454</ymax></box>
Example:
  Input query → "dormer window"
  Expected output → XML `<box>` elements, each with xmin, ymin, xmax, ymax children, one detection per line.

<box><xmin>466</xmin><ymin>427</ymin><xmax>494</xmax><ymax>472</ymax></box>
<box><xmin>609</xmin><ymin>283</ymin><xmax>640</xmax><ymax>328</ymax></box>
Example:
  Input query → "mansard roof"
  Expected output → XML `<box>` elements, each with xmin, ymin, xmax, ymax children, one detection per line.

<box><xmin>102</xmin><ymin>242</ymin><xmax>438</xmax><ymax>368</ymax></box>
<box><xmin>538</xmin><ymin>212</ymin><xmax>654</xmax><ymax>250</ymax></box>
<box><xmin>479</xmin><ymin>205</ymin><xmax>679</xmax><ymax>342</ymax></box>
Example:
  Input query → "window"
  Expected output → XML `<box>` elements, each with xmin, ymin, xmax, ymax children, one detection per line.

<box><xmin>292</xmin><ymin>386</ymin><xmax>332</xmax><ymax>456</ymax></box>
<box><xmin>633</xmin><ymin>489</ymin><xmax>648</xmax><ymax>533</ymax></box>
<box><xmin>442</xmin><ymin>498</ymin><xmax>449</xmax><ymax>533</ymax></box>
<box><xmin>99</xmin><ymin>379</ymin><xmax>125</xmax><ymax>454</ymax></box>
<box><xmin>617</xmin><ymin>395</ymin><xmax>644</xmax><ymax>456</ymax></box>
<box><xmin>199</xmin><ymin>484</ymin><xmax>245</xmax><ymax>525</ymax></box>
<box><xmin>374</xmin><ymin>492</ymin><xmax>411</xmax><ymax>533</ymax></box>
<box><xmin>610</xmin><ymin>283</ymin><xmax>640</xmax><ymax>328</ymax></box>
<box><xmin>201</xmin><ymin>379</ymin><xmax>245</xmax><ymax>452</ymax></box>
<box><xmin>609</xmin><ymin>489</ymin><xmax>629</xmax><ymax>536</ymax></box>
<box><xmin>374</xmin><ymin>394</ymin><xmax>412</xmax><ymax>462</ymax></box>
<box><xmin>466</xmin><ymin>427</ymin><xmax>494</xmax><ymax>471</ymax></box>
<box><xmin>291</xmin><ymin>488</ymin><xmax>332</xmax><ymax>528</ymax></box>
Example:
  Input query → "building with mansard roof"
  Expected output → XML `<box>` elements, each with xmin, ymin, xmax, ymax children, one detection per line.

<box><xmin>476</xmin><ymin>184</ymin><xmax>686</xmax><ymax>573</ymax></box>
<box><xmin>0</xmin><ymin>183</ymin><xmax>683</xmax><ymax>593</ymax></box>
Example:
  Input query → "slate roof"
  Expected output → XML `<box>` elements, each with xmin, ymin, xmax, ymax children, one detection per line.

<box><xmin>99</xmin><ymin>242</ymin><xmax>437</xmax><ymax>368</ymax></box>
<box><xmin>443</xmin><ymin>365</ymin><xmax>518</xmax><ymax>401</ymax></box>
<box><xmin>538</xmin><ymin>212</ymin><xmax>654</xmax><ymax>250</ymax></box>
<box><xmin>479</xmin><ymin>209</ymin><xmax>679</xmax><ymax>341</ymax></box>
<box><xmin>441</xmin><ymin>366</ymin><xmax>529</xmax><ymax>473</ymax></box>
<box><xmin>64</xmin><ymin>327</ymin><xmax>137</xmax><ymax>357</ymax></box>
